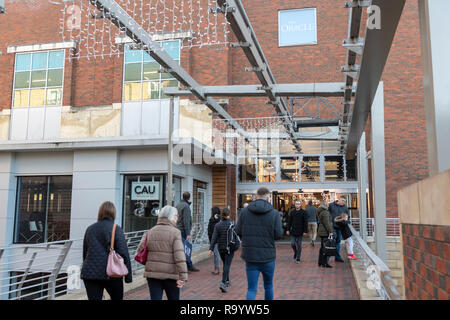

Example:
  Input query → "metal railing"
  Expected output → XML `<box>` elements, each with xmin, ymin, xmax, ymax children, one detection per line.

<box><xmin>350</xmin><ymin>217</ymin><xmax>400</xmax><ymax>237</ymax></box>
<box><xmin>0</xmin><ymin>225</ymin><xmax>209</xmax><ymax>300</ymax></box>
<box><xmin>349</xmin><ymin>224</ymin><xmax>402</xmax><ymax>300</ymax></box>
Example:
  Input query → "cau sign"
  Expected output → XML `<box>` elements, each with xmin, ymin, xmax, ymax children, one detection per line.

<box><xmin>131</xmin><ymin>182</ymin><xmax>160</xmax><ymax>200</ymax></box>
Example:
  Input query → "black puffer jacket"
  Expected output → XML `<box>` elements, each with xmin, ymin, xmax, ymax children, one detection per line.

<box><xmin>209</xmin><ymin>218</ymin><xmax>232</xmax><ymax>252</ymax></box>
<box><xmin>207</xmin><ymin>214</ymin><xmax>221</xmax><ymax>242</ymax></box>
<box><xmin>287</xmin><ymin>208</ymin><xmax>308</xmax><ymax>236</ymax></box>
<box><xmin>235</xmin><ymin>199</ymin><xmax>284</xmax><ymax>263</ymax></box>
<box><xmin>81</xmin><ymin>218</ymin><xmax>132</xmax><ymax>283</ymax></box>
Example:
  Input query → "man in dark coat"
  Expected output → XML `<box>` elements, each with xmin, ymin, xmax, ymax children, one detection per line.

<box><xmin>235</xmin><ymin>187</ymin><xmax>284</xmax><ymax>300</ymax></box>
<box><xmin>287</xmin><ymin>200</ymin><xmax>308</xmax><ymax>263</ymax></box>
<box><xmin>175</xmin><ymin>192</ymin><xmax>199</xmax><ymax>272</ymax></box>
<box><xmin>328</xmin><ymin>196</ymin><xmax>349</xmax><ymax>262</ymax></box>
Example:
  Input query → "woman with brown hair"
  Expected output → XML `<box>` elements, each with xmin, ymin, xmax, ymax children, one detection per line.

<box><xmin>81</xmin><ymin>201</ymin><xmax>133</xmax><ymax>300</ymax></box>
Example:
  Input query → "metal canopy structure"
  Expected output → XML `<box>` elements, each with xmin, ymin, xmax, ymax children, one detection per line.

<box><xmin>163</xmin><ymin>82</ymin><xmax>354</xmax><ymax>98</ymax></box>
<box><xmin>216</xmin><ymin>0</ymin><xmax>301</xmax><ymax>153</ymax></box>
<box><xmin>342</xmin><ymin>0</ymin><xmax>406</xmax><ymax>158</ymax></box>
<box><xmin>82</xmin><ymin>0</ymin><xmax>407</xmax><ymax>159</ymax></box>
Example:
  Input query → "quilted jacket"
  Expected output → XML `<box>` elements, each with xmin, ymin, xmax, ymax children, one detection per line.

<box><xmin>81</xmin><ymin>218</ymin><xmax>132</xmax><ymax>283</ymax></box>
<box><xmin>209</xmin><ymin>218</ymin><xmax>232</xmax><ymax>252</ymax></box>
<box><xmin>137</xmin><ymin>217</ymin><xmax>188</xmax><ymax>281</ymax></box>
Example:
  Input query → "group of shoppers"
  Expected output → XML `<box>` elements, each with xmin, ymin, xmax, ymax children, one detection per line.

<box><xmin>80</xmin><ymin>188</ymin><xmax>354</xmax><ymax>301</ymax></box>
<box><xmin>281</xmin><ymin>196</ymin><xmax>356</xmax><ymax>268</ymax></box>
<box><xmin>81</xmin><ymin>192</ymin><xmax>199</xmax><ymax>301</ymax></box>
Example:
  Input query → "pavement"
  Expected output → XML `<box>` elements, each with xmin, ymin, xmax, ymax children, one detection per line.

<box><xmin>125</xmin><ymin>241</ymin><xmax>359</xmax><ymax>300</ymax></box>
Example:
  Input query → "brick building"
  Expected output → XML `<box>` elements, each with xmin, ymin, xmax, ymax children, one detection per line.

<box><xmin>0</xmin><ymin>0</ymin><xmax>445</xmax><ymax>300</ymax></box>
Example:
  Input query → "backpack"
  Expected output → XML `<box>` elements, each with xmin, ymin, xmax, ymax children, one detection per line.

<box><xmin>226</xmin><ymin>222</ymin><xmax>241</xmax><ymax>253</ymax></box>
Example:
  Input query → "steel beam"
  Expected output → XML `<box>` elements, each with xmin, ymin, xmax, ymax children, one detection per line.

<box><xmin>295</xmin><ymin>119</ymin><xmax>340</xmax><ymax>128</ymax></box>
<box><xmin>88</xmin><ymin>0</ymin><xmax>247</xmax><ymax>138</ymax></box>
<box><xmin>345</xmin><ymin>0</ymin><xmax>406</xmax><ymax>158</ymax></box>
<box><xmin>163</xmin><ymin>82</ymin><xmax>352</xmax><ymax>98</ymax></box>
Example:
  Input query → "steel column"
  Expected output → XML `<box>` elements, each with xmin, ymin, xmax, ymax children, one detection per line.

<box><xmin>371</xmin><ymin>82</ymin><xmax>387</xmax><ymax>262</ymax></box>
<box><xmin>167</xmin><ymin>96</ymin><xmax>174</xmax><ymax>206</ymax></box>
<box><xmin>357</xmin><ymin>132</ymin><xmax>368</xmax><ymax>241</ymax></box>
<box><xmin>418</xmin><ymin>0</ymin><xmax>450</xmax><ymax>175</ymax></box>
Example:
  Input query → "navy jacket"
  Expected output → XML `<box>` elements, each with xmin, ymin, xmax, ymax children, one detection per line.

<box><xmin>235</xmin><ymin>199</ymin><xmax>284</xmax><ymax>263</ymax></box>
<box><xmin>305</xmin><ymin>205</ymin><xmax>318</xmax><ymax>223</ymax></box>
<box><xmin>328</xmin><ymin>202</ymin><xmax>349</xmax><ymax>228</ymax></box>
<box><xmin>81</xmin><ymin>218</ymin><xmax>132</xmax><ymax>283</ymax></box>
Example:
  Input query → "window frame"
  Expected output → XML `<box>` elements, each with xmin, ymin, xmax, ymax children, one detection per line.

<box><xmin>122</xmin><ymin>40</ymin><xmax>180</xmax><ymax>102</ymax></box>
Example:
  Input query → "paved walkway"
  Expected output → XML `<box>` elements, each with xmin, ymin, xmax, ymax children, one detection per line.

<box><xmin>125</xmin><ymin>242</ymin><xmax>359</xmax><ymax>300</ymax></box>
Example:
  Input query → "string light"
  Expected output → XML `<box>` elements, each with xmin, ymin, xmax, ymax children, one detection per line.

<box><xmin>58</xmin><ymin>0</ymin><xmax>231</xmax><ymax>60</ymax></box>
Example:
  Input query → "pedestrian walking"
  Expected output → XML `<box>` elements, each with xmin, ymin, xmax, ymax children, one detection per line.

<box><xmin>209</xmin><ymin>208</ymin><xmax>237</xmax><ymax>293</ymax></box>
<box><xmin>81</xmin><ymin>201</ymin><xmax>132</xmax><ymax>300</ymax></box>
<box><xmin>235</xmin><ymin>187</ymin><xmax>284</xmax><ymax>300</ymax></box>
<box><xmin>208</xmin><ymin>206</ymin><xmax>221</xmax><ymax>275</ymax></box>
<box><xmin>175</xmin><ymin>192</ymin><xmax>200</xmax><ymax>272</ymax></box>
<box><xmin>317</xmin><ymin>200</ymin><xmax>334</xmax><ymax>268</ymax></box>
<box><xmin>305</xmin><ymin>200</ymin><xmax>318</xmax><ymax>246</ymax></box>
<box><xmin>136</xmin><ymin>205</ymin><xmax>188</xmax><ymax>300</ymax></box>
<box><xmin>286</xmin><ymin>200</ymin><xmax>308</xmax><ymax>263</ymax></box>
<box><xmin>328</xmin><ymin>196</ymin><xmax>349</xmax><ymax>262</ymax></box>
<box><xmin>334</xmin><ymin>213</ymin><xmax>357</xmax><ymax>260</ymax></box>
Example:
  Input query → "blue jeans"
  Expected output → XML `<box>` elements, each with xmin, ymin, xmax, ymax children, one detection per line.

<box><xmin>334</xmin><ymin>227</ymin><xmax>342</xmax><ymax>260</ymax></box>
<box><xmin>245</xmin><ymin>260</ymin><xmax>275</xmax><ymax>300</ymax></box>
<box><xmin>180</xmin><ymin>229</ymin><xmax>193</xmax><ymax>269</ymax></box>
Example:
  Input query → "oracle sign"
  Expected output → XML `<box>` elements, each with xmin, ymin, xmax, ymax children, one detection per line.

<box><xmin>131</xmin><ymin>181</ymin><xmax>160</xmax><ymax>200</ymax></box>
<box><xmin>279</xmin><ymin>8</ymin><xmax>317</xmax><ymax>47</ymax></box>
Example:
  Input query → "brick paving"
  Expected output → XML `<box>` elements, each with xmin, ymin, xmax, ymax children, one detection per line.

<box><xmin>125</xmin><ymin>242</ymin><xmax>359</xmax><ymax>300</ymax></box>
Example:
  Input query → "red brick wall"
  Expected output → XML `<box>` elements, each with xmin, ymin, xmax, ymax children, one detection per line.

<box><xmin>402</xmin><ymin>224</ymin><xmax>450</xmax><ymax>300</ymax></box>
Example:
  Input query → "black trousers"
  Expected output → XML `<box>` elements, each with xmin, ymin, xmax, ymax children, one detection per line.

<box><xmin>318</xmin><ymin>237</ymin><xmax>330</xmax><ymax>266</ymax></box>
<box><xmin>219</xmin><ymin>250</ymin><xmax>235</xmax><ymax>284</ymax></box>
<box><xmin>147</xmin><ymin>278</ymin><xmax>180</xmax><ymax>300</ymax></box>
<box><xmin>83</xmin><ymin>279</ymin><xmax>124</xmax><ymax>300</ymax></box>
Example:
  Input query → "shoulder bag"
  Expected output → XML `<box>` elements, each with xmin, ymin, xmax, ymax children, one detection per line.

<box><xmin>106</xmin><ymin>224</ymin><xmax>129</xmax><ymax>278</ymax></box>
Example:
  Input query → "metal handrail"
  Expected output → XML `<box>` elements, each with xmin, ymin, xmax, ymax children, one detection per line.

<box><xmin>0</xmin><ymin>226</ymin><xmax>208</xmax><ymax>300</ymax></box>
<box><xmin>349</xmin><ymin>224</ymin><xmax>402</xmax><ymax>300</ymax></box>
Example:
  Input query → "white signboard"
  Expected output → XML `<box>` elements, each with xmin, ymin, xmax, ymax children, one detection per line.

<box><xmin>131</xmin><ymin>181</ymin><xmax>160</xmax><ymax>200</ymax></box>
<box><xmin>279</xmin><ymin>8</ymin><xmax>317</xmax><ymax>47</ymax></box>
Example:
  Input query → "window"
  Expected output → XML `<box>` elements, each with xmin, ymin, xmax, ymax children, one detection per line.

<box><xmin>123</xmin><ymin>174</ymin><xmax>165</xmax><ymax>233</ymax></box>
<box><xmin>193</xmin><ymin>180</ymin><xmax>207</xmax><ymax>225</ymax></box>
<box><xmin>258</xmin><ymin>158</ymin><xmax>277</xmax><ymax>183</ymax></box>
<box><xmin>301</xmin><ymin>156</ymin><xmax>320</xmax><ymax>182</ymax></box>
<box><xmin>280</xmin><ymin>157</ymin><xmax>300</xmax><ymax>182</ymax></box>
<box><xmin>279</xmin><ymin>8</ymin><xmax>317</xmax><ymax>47</ymax></box>
<box><xmin>14</xmin><ymin>176</ymin><xmax>72</xmax><ymax>244</ymax></box>
<box><xmin>123</xmin><ymin>41</ymin><xmax>180</xmax><ymax>101</ymax></box>
<box><xmin>346</xmin><ymin>158</ymin><xmax>357</xmax><ymax>181</ymax></box>
<box><xmin>324</xmin><ymin>156</ymin><xmax>345</xmax><ymax>182</ymax></box>
<box><xmin>13</xmin><ymin>50</ymin><xmax>64</xmax><ymax>108</ymax></box>
<box><xmin>238</xmin><ymin>158</ymin><xmax>257</xmax><ymax>183</ymax></box>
